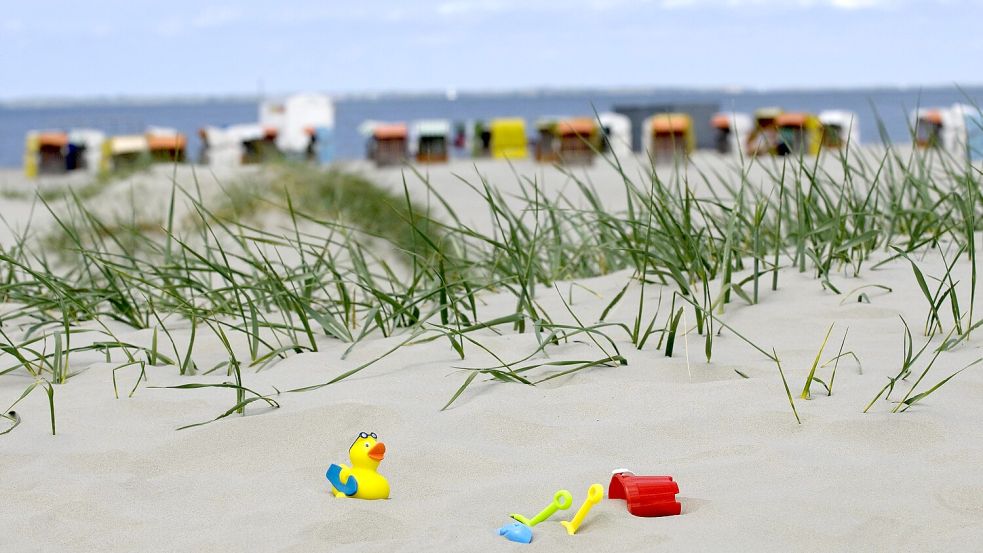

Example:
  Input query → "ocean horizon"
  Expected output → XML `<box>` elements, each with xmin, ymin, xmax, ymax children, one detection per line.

<box><xmin>3</xmin><ymin>85</ymin><xmax>981</xmax><ymax>168</ymax></box>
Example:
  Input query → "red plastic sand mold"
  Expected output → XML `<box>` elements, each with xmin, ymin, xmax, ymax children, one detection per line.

<box><xmin>608</xmin><ymin>471</ymin><xmax>681</xmax><ymax>517</ymax></box>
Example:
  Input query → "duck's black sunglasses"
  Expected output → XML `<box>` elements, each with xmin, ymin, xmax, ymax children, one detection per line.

<box><xmin>350</xmin><ymin>432</ymin><xmax>378</xmax><ymax>449</ymax></box>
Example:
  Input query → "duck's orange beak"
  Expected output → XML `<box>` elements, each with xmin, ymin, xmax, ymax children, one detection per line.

<box><xmin>368</xmin><ymin>442</ymin><xmax>386</xmax><ymax>461</ymax></box>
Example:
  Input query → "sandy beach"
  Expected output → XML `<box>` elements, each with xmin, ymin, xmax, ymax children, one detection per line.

<box><xmin>2</xmin><ymin>151</ymin><xmax>983</xmax><ymax>552</ymax></box>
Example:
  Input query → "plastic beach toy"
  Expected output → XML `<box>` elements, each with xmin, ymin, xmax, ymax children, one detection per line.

<box><xmin>325</xmin><ymin>432</ymin><xmax>390</xmax><ymax>500</ymax></box>
<box><xmin>608</xmin><ymin>470</ymin><xmax>680</xmax><ymax>517</ymax></box>
<box><xmin>498</xmin><ymin>521</ymin><xmax>533</xmax><ymax>544</ymax></box>
<box><xmin>511</xmin><ymin>489</ymin><xmax>573</xmax><ymax>526</ymax></box>
<box><xmin>560</xmin><ymin>483</ymin><xmax>604</xmax><ymax>535</ymax></box>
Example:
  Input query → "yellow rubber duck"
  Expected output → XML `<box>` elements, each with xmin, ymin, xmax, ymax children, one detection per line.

<box><xmin>325</xmin><ymin>432</ymin><xmax>390</xmax><ymax>500</ymax></box>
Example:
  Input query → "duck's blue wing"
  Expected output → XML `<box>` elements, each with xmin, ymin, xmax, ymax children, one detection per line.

<box><xmin>326</xmin><ymin>464</ymin><xmax>358</xmax><ymax>496</ymax></box>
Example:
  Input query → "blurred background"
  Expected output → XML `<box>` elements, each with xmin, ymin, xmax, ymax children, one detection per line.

<box><xmin>3</xmin><ymin>0</ymin><xmax>982</xmax><ymax>168</ymax></box>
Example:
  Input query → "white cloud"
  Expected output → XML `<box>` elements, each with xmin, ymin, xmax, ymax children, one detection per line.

<box><xmin>154</xmin><ymin>17</ymin><xmax>185</xmax><ymax>37</ymax></box>
<box><xmin>88</xmin><ymin>22</ymin><xmax>113</xmax><ymax>38</ymax></box>
<box><xmin>436</xmin><ymin>1</ymin><xmax>508</xmax><ymax>17</ymax></box>
<box><xmin>828</xmin><ymin>0</ymin><xmax>886</xmax><ymax>9</ymax></box>
<box><xmin>661</xmin><ymin>0</ymin><xmax>699</xmax><ymax>8</ymax></box>
<box><xmin>151</xmin><ymin>6</ymin><xmax>242</xmax><ymax>37</ymax></box>
<box><xmin>192</xmin><ymin>6</ymin><xmax>243</xmax><ymax>28</ymax></box>
<box><xmin>662</xmin><ymin>0</ymin><xmax>895</xmax><ymax>7</ymax></box>
<box><xmin>0</xmin><ymin>18</ymin><xmax>25</xmax><ymax>35</ymax></box>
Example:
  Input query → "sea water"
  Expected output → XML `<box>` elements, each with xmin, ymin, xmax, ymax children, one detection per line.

<box><xmin>1</xmin><ymin>86</ymin><xmax>981</xmax><ymax>167</ymax></box>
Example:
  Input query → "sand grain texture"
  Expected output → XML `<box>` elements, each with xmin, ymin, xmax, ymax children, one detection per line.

<box><xmin>2</xmin><ymin>154</ymin><xmax>982</xmax><ymax>552</ymax></box>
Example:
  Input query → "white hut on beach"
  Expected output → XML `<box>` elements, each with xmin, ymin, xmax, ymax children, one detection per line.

<box><xmin>951</xmin><ymin>104</ymin><xmax>981</xmax><ymax>161</ymax></box>
<box><xmin>913</xmin><ymin>106</ymin><xmax>961</xmax><ymax>153</ymax></box>
<box><xmin>67</xmin><ymin>129</ymin><xmax>106</xmax><ymax>173</ymax></box>
<box><xmin>260</xmin><ymin>93</ymin><xmax>334</xmax><ymax>161</ymax></box>
<box><xmin>598</xmin><ymin>112</ymin><xmax>632</xmax><ymax>158</ymax></box>
<box><xmin>200</xmin><ymin>124</ymin><xmax>280</xmax><ymax>166</ymax></box>
<box><xmin>199</xmin><ymin>126</ymin><xmax>235</xmax><ymax>167</ymax></box>
<box><xmin>711</xmin><ymin>112</ymin><xmax>752</xmax><ymax>155</ymax></box>
<box><xmin>912</xmin><ymin>104</ymin><xmax>980</xmax><ymax>158</ymax></box>
<box><xmin>819</xmin><ymin>110</ymin><xmax>861</xmax><ymax>149</ymax></box>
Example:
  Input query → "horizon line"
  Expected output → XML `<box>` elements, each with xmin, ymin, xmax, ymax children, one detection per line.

<box><xmin>3</xmin><ymin>82</ymin><xmax>982</xmax><ymax>109</ymax></box>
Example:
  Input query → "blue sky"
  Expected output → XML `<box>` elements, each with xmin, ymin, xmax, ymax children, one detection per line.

<box><xmin>1</xmin><ymin>0</ymin><xmax>980</xmax><ymax>99</ymax></box>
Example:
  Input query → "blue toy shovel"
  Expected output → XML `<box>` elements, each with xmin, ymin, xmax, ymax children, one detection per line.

<box><xmin>326</xmin><ymin>464</ymin><xmax>358</xmax><ymax>496</ymax></box>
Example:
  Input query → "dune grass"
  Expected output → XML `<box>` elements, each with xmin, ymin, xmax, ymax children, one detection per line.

<box><xmin>1</xmin><ymin>136</ymin><xmax>982</xmax><ymax>433</ymax></box>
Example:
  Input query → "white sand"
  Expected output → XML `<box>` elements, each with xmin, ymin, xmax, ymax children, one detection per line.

<box><xmin>2</xmin><ymin>154</ymin><xmax>983</xmax><ymax>552</ymax></box>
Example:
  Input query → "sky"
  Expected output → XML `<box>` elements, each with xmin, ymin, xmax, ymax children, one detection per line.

<box><xmin>1</xmin><ymin>0</ymin><xmax>980</xmax><ymax>100</ymax></box>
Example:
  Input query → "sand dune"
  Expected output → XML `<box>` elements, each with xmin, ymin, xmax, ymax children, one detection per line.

<box><xmin>2</xmin><ymin>152</ymin><xmax>982</xmax><ymax>552</ymax></box>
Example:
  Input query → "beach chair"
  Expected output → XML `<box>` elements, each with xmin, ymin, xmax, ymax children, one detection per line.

<box><xmin>646</xmin><ymin>113</ymin><xmax>695</xmax><ymax>160</ymax></box>
<box><xmin>146</xmin><ymin>128</ymin><xmax>187</xmax><ymax>163</ymax></box>
<box><xmin>412</xmin><ymin>120</ymin><xmax>451</xmax><ymax>163</ymax></box>
<box><xmin>534</xmin><ymin>118</ymin><xmax>561</xmax><ymax>163</ymax></box>
<box><xmin>490</xmin><ymin>118</ymin><xmax>528</xmax><ymax>160</ymax></box>
<box><xmin>598</xmin><ymin>112</ymin><xmax>632</xmax><ymax>158</ymax></box>
<box><xmin>555</xmin><ymin>118</ymin><xmax>598</xmax><ymax>165</ymax></box>
<box><xmin>913</xmin><ymin>108</ymin><xmax>947</xmax><ymax>150</ymax></box>
<box><xmin>67</xmin><ymin>129</ymin><xmax>106</xmax><ymax>173</ymax></box>
<box><xmin>104</xmin><ymin>134</ymin><xmax>150</xmax><ymax>172</ymax></box>
<box><xmin>818</xmin><ymin>110</ymin><xmax>861</xmax><ymax>149</ymax></box>
<box><xmin>24</xmin><ymin>131</ymin><xmax>69</xmax><ymax>177</ymax></box>
<box><xmin>776</xmin><ymin>113</ymin><xmax>823</xmax><ymax>156</ymax></box>
<box><xmin>711</xmin><ymin>112</ymin><xmax>752</xmax><ymax>155</ymax></box>
<box><xmin>370</xmin><ymin>124</ymin><xmax>408</xmax><ymax>166</ymax></box>
<box><xmin>747</xmin><ymin>107</ymin><xmax>783</xmax><ymax>156</ymax></box>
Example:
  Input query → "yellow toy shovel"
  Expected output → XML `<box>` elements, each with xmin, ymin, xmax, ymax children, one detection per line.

<box><xmin>560</xmin><ymin>484</ymin><xmax>604</xmax><ymax>535</ymax></box>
